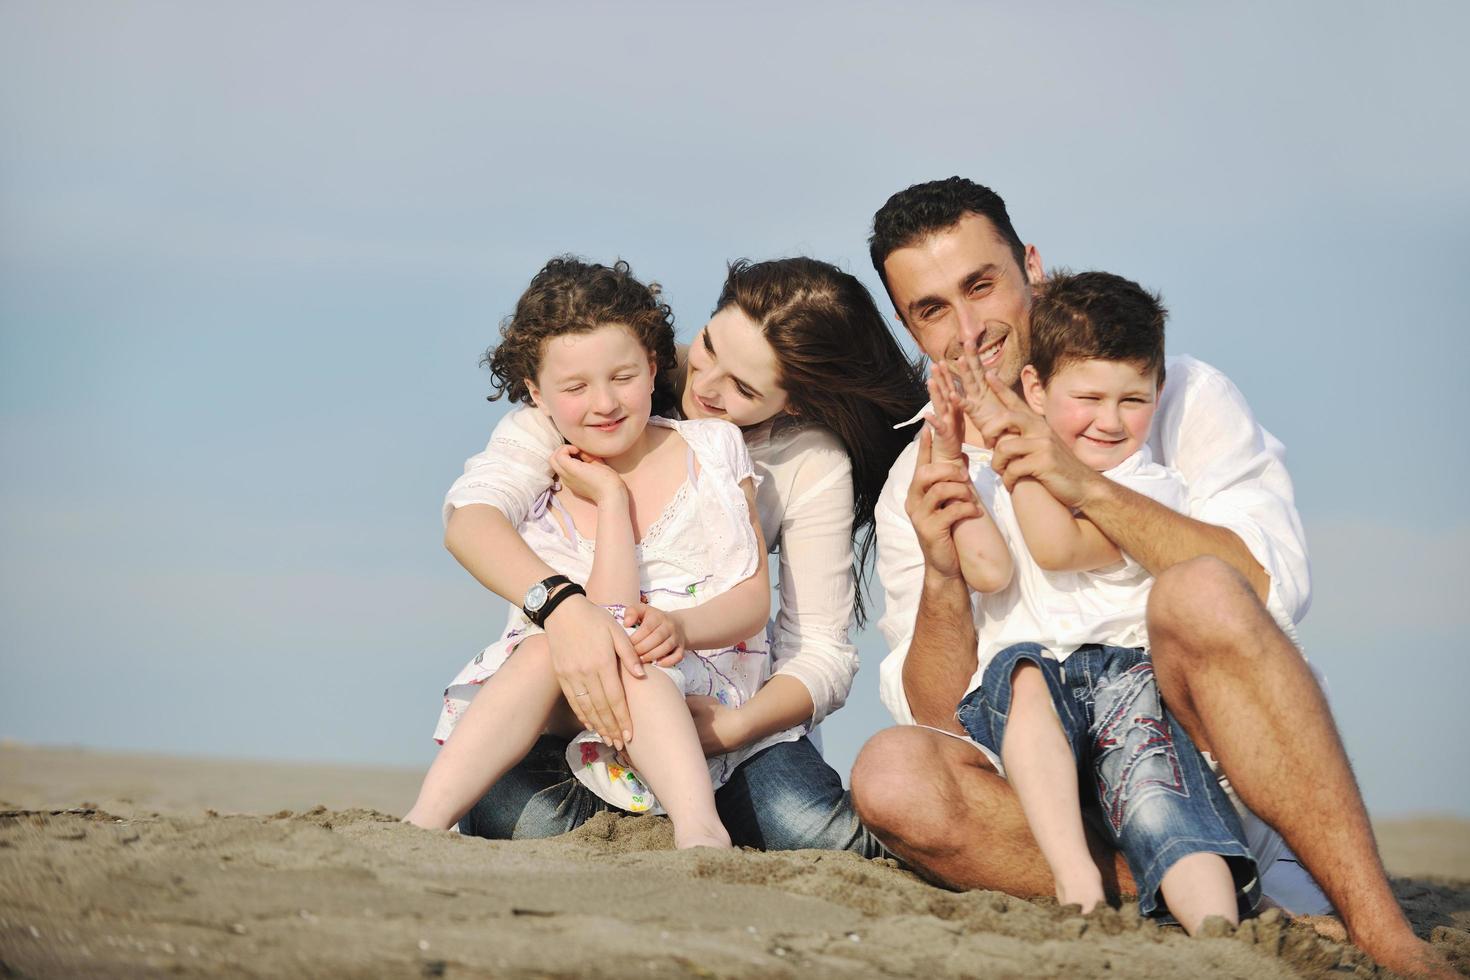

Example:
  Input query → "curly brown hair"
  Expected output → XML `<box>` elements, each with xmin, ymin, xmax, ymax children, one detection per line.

<box><xmin>484</xmin><ymin>256</ymin><xmax>679</xmax><ymax>415</ymax></box>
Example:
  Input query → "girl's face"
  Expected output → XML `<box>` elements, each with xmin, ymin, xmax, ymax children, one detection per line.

<box><xmin>682</xmin><ymin>306</ymin><xmax>792</xmax><ymax>428</ymax></box>
<box><xmin>526</xmin><ymin>323</ymin><xmax>657</xmax><ymax>459</ymax></box>
<box><xmin>1021</xmin><ymin>357</ymin><xmax>1160</xmax><ymax>472</ymax></box>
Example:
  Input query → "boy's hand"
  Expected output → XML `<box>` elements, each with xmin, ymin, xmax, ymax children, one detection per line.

<box><xmin>551</xmin><ymin>445</ymin><xmax>627</xmax><ymax>506</ymax></box>
<box><xmin>981</xmin><ymin>372</ymin><xmax>1099</xmax><ymax>508</ymax></box>
<box><xmin>623</xmin><ymin>603</ymin><xmax>687</xmax><ymax>666</ymax></box>
<box><xmin>948</xmin><ymin>329</ymin><xmax>1008</xmax><ymax>441</ymax></box>
<box><xmin>923</xmin><ymin>365</ymin><xmax>968</xmax><ymax>465</ymax></box>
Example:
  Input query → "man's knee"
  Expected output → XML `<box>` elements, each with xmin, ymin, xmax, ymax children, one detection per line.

<box><xmin>1149</xmin><ymin>556</ymin><xmax>1262</xmax><ymax>649</ymax></box>
<box><xmin>851</xmin><ymin>727</ymin><xmax>938</xmax><ymax>831</ymax></box>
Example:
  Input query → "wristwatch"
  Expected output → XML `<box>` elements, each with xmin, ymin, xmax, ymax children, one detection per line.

<box><xmin>522</xmin><ymin>575</ymin><xmax>586</xmax><ymax>628</ymax></box>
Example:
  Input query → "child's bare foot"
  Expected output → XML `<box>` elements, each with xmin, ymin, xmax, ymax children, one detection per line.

<box><xmin>1055</xmin><ymin>871</ymin><xmax>1106</xmax><ymax>915</ymax></box>
<box><xmin>673</xmin><ymin>820</ymin><xmax>732</xmax><ymax>850</ymax></box>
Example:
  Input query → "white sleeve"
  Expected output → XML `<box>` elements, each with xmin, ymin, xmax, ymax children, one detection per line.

<box><xmin>767</xmin><ymin>431</ymin><xmax>859</xmax><ymax>727</ymax></box>
<box><xmin>441</xmin><ymin>406</ymin><xmax>561</xmax><ymax>527</ymax></box>
<box><xmin>874</xmin><ymin>442</ymin><xmax>924</xmax><ymax>726</ymax></box>
<box><xmin>1159</xmin><ymin>358</ymin><xmax>1311</xmax><ymax>630</ymax></box>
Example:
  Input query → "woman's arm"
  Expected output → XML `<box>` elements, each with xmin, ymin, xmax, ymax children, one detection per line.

<box><xmin>1009</xmin><ymin>476</ymin><xmax>1122</xmax><ymax>572</ymax></box>
<box><xmin>670</xmin><ymin>477</ymin><xmax>771</xmax><ymax>648</ymax></box>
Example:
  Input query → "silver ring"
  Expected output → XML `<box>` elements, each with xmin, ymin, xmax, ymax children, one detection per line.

<box><xmin>574</xmin><ymin>691</ymin><xmax>590</xmax><ymax>697</ymax></box>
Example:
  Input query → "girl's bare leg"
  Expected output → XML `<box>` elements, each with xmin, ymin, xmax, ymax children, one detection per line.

<box><xmin>1002</xmin><ymin>664</ymin><xmax>1105</xmax><ymax>912</ymax></box>
<box><xmin>1159</xmin><ymin>852</ymin><xmax>1239</xmax><ymax>934</ymax></box>
<box><xmin>404</xmin><ymin>637</ymin><xmax>562</xmax><ymax>829</ymax></box>
<box><xmin>619</xmin><ymin>665</ymin><xmax>730</xmax><ymax>849</ymax></box>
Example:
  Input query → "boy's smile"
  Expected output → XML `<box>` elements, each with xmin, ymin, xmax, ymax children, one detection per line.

<box><xmin>1022</xmin><ymin>357</ymin><xmax>1160</xmax><ymax>472</ymax></box>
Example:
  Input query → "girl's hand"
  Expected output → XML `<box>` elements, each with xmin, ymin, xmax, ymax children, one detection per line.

<box><xmin>685</xmin><ymin>696</ymin><xmax>753</xmax><ymax>755</ymax></box>
<box><xmin>624</xmin><ymin>603</ymin><xmax>688</xmax><ymax>666</ymax></box>
<box><xmin>550</xmin><ymin>445</ymin><xmax>627</xmax><ymax>506</ymax></box>
<box><xmin>923</xmin><ymin>363</ymin><xmax>968</xmax><ymax>465</ymax></box>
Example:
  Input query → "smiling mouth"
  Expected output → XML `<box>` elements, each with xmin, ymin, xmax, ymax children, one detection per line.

<box><xmin>977</xmin><ymin>335</ymin><xmax>1005</xmax><ymax>366</ymax></box>
<box><xmin>693</xmin><ymin>394</ymin><xmax>724</xmax><ymax>415</ymax></box>
<box><xmin>589</xmin><ymin>418</ymin><xmax>626</xmax><ymax>431</ymax></box>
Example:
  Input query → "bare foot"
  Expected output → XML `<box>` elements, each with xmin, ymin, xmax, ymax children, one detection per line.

<box><xmin>673</xmin><ymin>821</ymin><xmax>732</xmax><ymax>850</ymax></box>
<box><xmin>1056</xmin><ymin>872</ymin><xmax>1106</xmax><ymax>915</ymax></box>
<box><xmin>1353</xmin><ymin>930</ymin><xmax>1458</xmax><ymax>979</ymax></box>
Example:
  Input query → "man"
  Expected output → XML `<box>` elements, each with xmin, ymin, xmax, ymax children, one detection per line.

<box><xmin>850</xmin><ymin>177</ymin><xmax>1450</xmax><ymax>977</ymax></box>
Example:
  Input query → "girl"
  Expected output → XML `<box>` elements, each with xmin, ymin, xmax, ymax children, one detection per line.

<box><xmin>404</xmin><ymin>257</ymin><xmax>772</xmax><ymax>849</ymax></box>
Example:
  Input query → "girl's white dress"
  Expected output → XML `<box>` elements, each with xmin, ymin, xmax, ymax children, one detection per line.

<box><xmin>433</xmin><ymin>417</ymin><xmax>776</xmax><ymax>814</ymax></box>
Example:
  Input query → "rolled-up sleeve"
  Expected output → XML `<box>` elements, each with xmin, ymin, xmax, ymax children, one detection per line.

<box><xmin>767</xmin><ymin>432</ymin><xmax>860</xmax><ymax>727</ymax></box>
<box><xmin>1161</xmin><ymin>359</ymin><xmax>1312</xmax><ymax>633</ymax></box>
<box><xmin>442</xmin><ymin>407</ymin><xmax>562</xmax><ymax>527</ymax></box>
<box><xmin>875</xmin><ymin>442</ymin><xmax>924</xmax><ymax>726</ymax></box>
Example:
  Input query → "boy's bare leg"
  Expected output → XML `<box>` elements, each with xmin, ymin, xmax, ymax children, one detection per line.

<box><xmin>1148</xmin><ymin>557</ymin><xmax>1452</xmax><ymax>978</ymax></box>
<box><xmin>405</xmin><ymin>637</ymin><xmax>562</xmax><ymax>829</ymax></box>
<box><xmin>1001</xmin><ymin>664</ymin><xmax>1104</xmax><ymax>912</ymax></box>
<box><xmin>619</xmin><ymin>666</ymin><xmax>730</xmax><ymax>850</ymax></box>
<box><xmin>1158</xmin><ymin>853</ymin><xmax>1238</xmax><ymax>935</ymax></box>
<box><xmin>851</xmin><ymin>726</ymin><xmax>1133</xmax><ymax>898</ymax></box>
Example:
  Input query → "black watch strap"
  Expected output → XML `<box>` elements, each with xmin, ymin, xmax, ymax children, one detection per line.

<box><xmin>534</xmin><ymin>582</ymin><xmax>586</xmax><ymax>627</ymax></box>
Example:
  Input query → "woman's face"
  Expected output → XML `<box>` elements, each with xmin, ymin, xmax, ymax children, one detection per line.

<box><xmin>682</xmin><ymin>306</ymin><xmax>791</xmax><ymax>427</ymax></box>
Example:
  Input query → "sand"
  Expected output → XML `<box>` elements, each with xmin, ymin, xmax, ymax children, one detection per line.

<box><xmin>2</xmin><ymin>744</ymin><xmax>1466</xmax><ymax>978</ymax></box>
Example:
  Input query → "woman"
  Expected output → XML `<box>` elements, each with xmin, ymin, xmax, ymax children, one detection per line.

<box><xmin>439</xmin><ymin>257</ymin><xmax>925</xmax><ymax>854</ymax></box>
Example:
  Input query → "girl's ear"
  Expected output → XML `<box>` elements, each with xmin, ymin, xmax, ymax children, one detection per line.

<box><xmin>1020</xmin><ymin>364</ymin><xmax>1047</xmax><ymax>414</ymax></box>
<box><xmin>526</xmin><ymin>379</ymin><xmax>548</xmax><ymax>414</ymax></box>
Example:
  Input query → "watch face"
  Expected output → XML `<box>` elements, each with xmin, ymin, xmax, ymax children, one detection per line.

<box><xmin>525</xmin><ymin>582</ymin><xmax>550</xmax><ymax>611</ymax></box>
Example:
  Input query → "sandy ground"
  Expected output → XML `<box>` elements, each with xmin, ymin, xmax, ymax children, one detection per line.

<box><xmin>2</xmin><ymin>743</ymin><xmax>1466</xmax><ymax>978</ymax></box>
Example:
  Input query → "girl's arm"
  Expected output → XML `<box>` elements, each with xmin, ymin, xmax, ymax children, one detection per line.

<box><xmin>1009</xmin><ymin>476</ymin><xmax>1122</xmax><ymax>572</ymax></box>
<box><xmin>549</xmin><ymin>447</ymin><xmax>640</xmax><ymax>607</ymax></box>
<box><xmin>670</xmin><ymin>477</ymin><xmax>771</xmax><ymax>649</ymax></box>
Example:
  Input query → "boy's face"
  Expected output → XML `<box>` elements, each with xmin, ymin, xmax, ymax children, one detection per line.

<box><xmin>1021</xmin><ymin>358</ymin><xmax>1160</xmax><ymax>472</ymax></box>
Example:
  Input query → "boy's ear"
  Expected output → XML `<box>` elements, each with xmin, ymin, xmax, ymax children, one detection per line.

<box><xmin>1020</xmin><ymin>364</ymin><xmax>1047</xmax><ymax>414</ymax></box>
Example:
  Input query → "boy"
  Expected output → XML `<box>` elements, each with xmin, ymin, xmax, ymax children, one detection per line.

<box><xmin>923</xmin><ymin>270</ymin><xmax>1258</xmax><ymax>932</ymax></box>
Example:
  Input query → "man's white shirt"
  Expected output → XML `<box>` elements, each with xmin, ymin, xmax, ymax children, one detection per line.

<box><xmin>875</xmin><ymin>355</ymin><xmax>1311</xmax><ymax>726</ymax></box>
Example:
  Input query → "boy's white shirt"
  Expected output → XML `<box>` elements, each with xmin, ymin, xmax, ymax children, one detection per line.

<box><xmin>875</xmin><ymin>354</ymin><xmax>1312</xmax><ymax>727</ymax></box>
<box><xmin>970</xmin><ymin>444</ymin><xmax>1187</xmax><ymax>676</ymax></box>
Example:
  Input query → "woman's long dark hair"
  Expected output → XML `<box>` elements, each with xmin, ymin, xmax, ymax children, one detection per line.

<box><xmin>715</xmin><ymin>258</ymin><xmax>927</xmax><ymax>626</ymax></box>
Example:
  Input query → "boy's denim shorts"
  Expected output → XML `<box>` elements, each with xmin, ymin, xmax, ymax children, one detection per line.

<box><xmin>957</xmin><ymin>642</ymin><xmax>1261</xmax><ymax>918</ymax></box>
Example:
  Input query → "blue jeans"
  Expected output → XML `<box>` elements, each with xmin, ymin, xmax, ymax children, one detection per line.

<box><xmin>958</xmin><ymin>643</ymin><xmax>1260</xmax><ymax>917</ymax></box>
<box><xmin>458</xmin><ymin>734</ymin><xmax>887</xmax><ymax>858</ymax></box>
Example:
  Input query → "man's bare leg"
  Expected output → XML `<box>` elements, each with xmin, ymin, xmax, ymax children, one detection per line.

<box><xmin>1148</xmin><ymin>557</ymin><xmax>1451</xmax><ymax>978</ymax></box>
<box><xmin>850</xmin><ymin>725</ymin><xmax>1132</xmax><ymax>899</ymax></box>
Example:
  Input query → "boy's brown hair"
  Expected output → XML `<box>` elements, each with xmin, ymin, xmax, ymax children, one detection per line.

<box><xmin>1028</xmin><ymin>270</ymin><xmax>1167</xmax><ymax>387</ymax></box>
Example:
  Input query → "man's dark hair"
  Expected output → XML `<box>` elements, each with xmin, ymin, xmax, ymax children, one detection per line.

<box><xmin>868</xmin><ymin>177</ymin><xmax>1027</xmax><ymax>302</ymax></box>
<box><xmin>1028</xmin><ymin>270</ymin><xmax>1167</xmax><ymax>387</ymax></box>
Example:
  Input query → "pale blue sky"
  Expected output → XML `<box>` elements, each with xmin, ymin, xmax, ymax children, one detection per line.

<box><xmin>2</xmin><ymin>1</ymin><xmax>1467</xmax><ymax>816</ymax></box>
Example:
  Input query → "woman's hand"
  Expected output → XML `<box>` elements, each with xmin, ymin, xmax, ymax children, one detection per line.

<box><xmin>544</xmin><ymin>594</ymin><xmax>646</xmax><ymax>750</ymax></box>
<box><xmin>685</xmin><ymin>695</ymin><xmax>754</xmax><ymax>755</ymax></box>
<box><xmin>550</xmin><ymin>445</ymin><xmax>627</xmax><ymax>506</ymax></box>
<box><xmin>623</xmin><ymin>603</ymin><xmax>688</xmax><ymax>666</ymax></box>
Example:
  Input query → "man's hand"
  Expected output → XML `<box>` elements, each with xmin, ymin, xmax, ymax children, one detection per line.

<box><xmin>544</xmin><ymin>594</ymin><xmax>645</xmax><ymax>750</ymax></box>
<box><xmin>624</xmin><ymin>603</ymin><xmax>687</xmax><ymax>666</ymax></box>
<box><xmin>550</xmin><ymin>445</ymin><xmax>627</xmax><ymax>506</ymax></box>
<box><xmin>685</xmin><ymin>695</ymin><xmax>753</xmax><ymax>755</ymax></box>
<box><xmin>979</xmin><ymin>371</ymin><xmax>1101</xmax><ymax>509</ymax></box>
<box><xmin>905</xmin><ymin>425</ymin><xmax>981</xmax><ymax>581</ymax></box>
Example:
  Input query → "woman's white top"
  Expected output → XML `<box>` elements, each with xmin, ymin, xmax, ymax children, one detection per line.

<box><xmin>444</xmin><ymin>406</ymin><xmax>859</xmax><ymax>727</ymax></box>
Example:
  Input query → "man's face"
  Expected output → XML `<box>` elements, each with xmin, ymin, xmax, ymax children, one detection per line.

<box><xmin>882</xmin><ymin>212</ymin><xmax>1044</xmax><ymax>389</ymax></box>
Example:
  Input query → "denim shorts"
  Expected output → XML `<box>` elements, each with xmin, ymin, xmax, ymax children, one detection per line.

<box><xmin>957</xmin><ymin>642</ymin><xmax>1260</xmax><ymax>918</ymax></box>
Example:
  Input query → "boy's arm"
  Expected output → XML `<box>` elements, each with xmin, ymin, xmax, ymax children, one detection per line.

<box><xmin>925</xmin><ymin>368</ymin><xmax>1013</xmax><ymax>594</ymax></box>
<box><xmin>671</xmin><ymin>477</ymin><xmax>772</xmax><ymax>648</ymax></box>
<box><xmin>1010</xmin><ymin>476</ymin><xmax>1122</xmax><ymax>573</ymax></box>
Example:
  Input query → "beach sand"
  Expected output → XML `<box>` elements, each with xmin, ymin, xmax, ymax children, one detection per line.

<box><xmin>2</xmin><ymin>743</ymin><xmax>1466</xmax><ymax>978</ymax></box>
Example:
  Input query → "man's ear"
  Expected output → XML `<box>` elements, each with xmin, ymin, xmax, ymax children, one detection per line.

<box><xmin>1023</xmin><ymin>244</ymin><xmax>1044</xmax><ymax>286</ymax></box>
<box><xmin>1020</xmin><ymin>364</ymin><xmax>1047</xmax><ymax>414</ymax></box>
